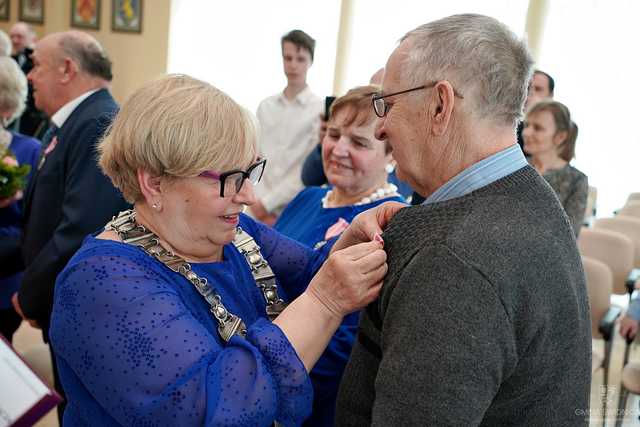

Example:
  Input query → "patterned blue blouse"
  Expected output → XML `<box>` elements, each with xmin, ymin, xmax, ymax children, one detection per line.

<box><xmin>0</xmin><ymin>132</ymin><xmax>41</xmax><ymax>309</ymax></box>
<box><xmin>275</xmin><ymin>186</ymin><xmax>405</xmax><ymax>427</ymax></box>
<box><xmin>275</xmin><ymin>186</ymin><xmax>405</xmax><ymax>250</ymax></box>
<box><xmin>50</xmin><ymin>214</ymin><xmax>327</xmax><ymax>426</ymax></box>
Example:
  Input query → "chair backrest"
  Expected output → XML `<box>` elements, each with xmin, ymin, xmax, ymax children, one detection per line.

<box><xmin>626</xmin><ymin>192</ymin><xmax>640</xmax><ymax>205</ymax></box>
<box><xmin>619</xmin><ymin>201</ymin><xmax>640</xmax><ymax>219</ymax></box>
<box><xmin>595</xmin><ymin>217</ymin><xmax>640</xmax><ymax>268</ymax></box>
<box><xmin>582</xmin><ymin>256</ymin><xmax>613</xmax><ymax>339</ymax></box>
<box><xmin>577</xmin><ymin>228</ymin><xmax>634</xmax><ymax>295</ymax></box>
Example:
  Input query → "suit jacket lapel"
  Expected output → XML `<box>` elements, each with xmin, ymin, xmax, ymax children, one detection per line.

<box><xmin>22</xmin><ymin>90</ymin><xmax>108</xmax><ymax>224</ymax></box>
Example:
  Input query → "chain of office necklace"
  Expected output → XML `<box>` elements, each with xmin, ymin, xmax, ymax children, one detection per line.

<box><xmin>105</xmin><ymin>209</ymin><xmax>287</xmax><ymax>343</ymax></box>
<box><xmin>321</xmin><ymin>183</ymin><xmax>399</xmax><ymax>209</ymax></box>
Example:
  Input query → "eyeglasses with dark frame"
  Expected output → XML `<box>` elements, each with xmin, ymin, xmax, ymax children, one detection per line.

<box><xmin>372</xmin><ymin>81</ymin><xmax>464</xmax><ymax>118</ymax></box>
<box><xmin>199</xmin><ymin>158</ymin><xmax>267</xmax><ymax>198</ymax></box>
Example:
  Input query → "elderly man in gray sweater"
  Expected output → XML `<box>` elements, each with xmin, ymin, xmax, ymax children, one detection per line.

<box><xmin>335</xmin><ymin>14</ymin><xmax>591</xmax><ymax>427</ymax></box>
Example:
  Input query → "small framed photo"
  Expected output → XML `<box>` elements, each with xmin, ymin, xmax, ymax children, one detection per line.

<box><xmin>0</xmin><ymin>0</ymin><xmax>10</xmax><ymax>21</ymax></box>
<box><xmin>71</xmin><ymin>0</ymin><xmax>101</xmax><ymax>30</ymax></box>
<box><xmin>19</xmin><ymin>0</ymin><xmax>44</xmax><ymax>24</ymax></box>
<box><xmin>112</xmin><ymin>0</ymin><xmax>142</xmax><ymax>33</ymax></box>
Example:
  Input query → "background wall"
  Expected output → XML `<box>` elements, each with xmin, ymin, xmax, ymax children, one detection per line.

<box><xmin>0</xmin><ymin>0</ymin><xmax>171</xmax><ymax>103</ymax></box>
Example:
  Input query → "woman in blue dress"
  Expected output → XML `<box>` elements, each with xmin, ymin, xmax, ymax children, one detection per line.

<box><xmin>275</xmin><ymin>85</ymin><xmax>406</xmax><ymax>426</ymax></box>
<box><xmin>0</xmin><ymin>56</ymin><xmax>41</xmax><ymax>341</ymax></box>
<box><xmin>49</xmin><ymin>75</ymin><xmax>403</xmax><ymax>427</ymax></box>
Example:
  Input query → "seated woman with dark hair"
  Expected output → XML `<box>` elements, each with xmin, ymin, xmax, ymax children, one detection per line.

<box><xmin>49</xmin><ymin>75</ymin><xmax>403</xmax><ymax>427</ymax></box>
<box><xmin>523</xmin><ymin>100</ymin><xmax>588</xmax><ymax>236</ymax></box>
<box><xmin>275</xmin><ymin>85</ymin><xmax>405</xmax><ymax>426</ymax></box>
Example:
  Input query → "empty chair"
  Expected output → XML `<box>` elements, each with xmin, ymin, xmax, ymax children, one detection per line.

<box><xmin>617</xmin><ymin>363</ymin><xmax>640</xmax><ymax>427</ymax></box>
<box><xmin>626</xmin><ymin>192</ymin><xmax>640</xmax><ymax>205</ymax></box>
<box><xmin>595</xmin><ymin>217</ymin><xmax>640</xmax><ymax>269</ymax></box>
<box><xmin>619</xmin><ymin>201</ymin><xmax>640</xmax><ymax>220</ymax></box>
<box><xmin>583</xmin><ymin>256</ymin><xmax>621</xmax><ymax>426</ymax></box>
<box><xmin>578</xmin><ymin>228</ymin><xmax>635</xmax><ymax>297</ymax></box>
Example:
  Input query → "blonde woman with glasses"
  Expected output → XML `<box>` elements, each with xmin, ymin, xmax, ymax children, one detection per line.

<box><xmin>49</xmin><ymin>74</ymin><xmax>402</xmax><ymax>426</ymax></box>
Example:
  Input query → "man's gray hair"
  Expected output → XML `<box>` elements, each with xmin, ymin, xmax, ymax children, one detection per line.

<box><xmin>0</xmin><ymin>57</ymin><xmax>28</xmax><ymax>122</ymax></box>
<box><xmin>59</xmin><ymin>32</ymin><xmax>113</xmax><ymax>81</ymax></box>
<box><xmin>402</xmin><ymin>14</ymin><xmax>533</xmax><ymax>127</ymax></box>
<box><xmin>0</xmin><ymin>30</ymin><xmax>11</xmax><ymax>56</ymax></box>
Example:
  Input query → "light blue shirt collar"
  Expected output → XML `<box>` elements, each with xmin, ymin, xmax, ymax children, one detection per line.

<box><xmin>423</xmin><ymin>144</ymin><xmax>528</xmax><ymax>205</ymax></box>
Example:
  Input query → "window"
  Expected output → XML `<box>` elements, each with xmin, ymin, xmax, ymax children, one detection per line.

<box><xmin>537</xmin><ymin>0</ymin><xmax>640</xmax><ymax>215</ymax></box>
<box><xmin>168</xmin><ymin>0</ymin><xmax>340</xmax><ymax>113</ymax></box>
<box><xmin>343</xmin><ymin>0</ymin><xmax>529</xmax><ymax>90</ymax></box>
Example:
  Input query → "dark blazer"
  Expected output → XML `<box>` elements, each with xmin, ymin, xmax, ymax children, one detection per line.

<box><xmin>18</xmin><ymin>89</ymin><xmax>129</xmax><ymax>336</ymax></box>
<box><xmin>11</xmin><ymin>48</ymin><xmax>48</xmax><ymax>137</ymax></box>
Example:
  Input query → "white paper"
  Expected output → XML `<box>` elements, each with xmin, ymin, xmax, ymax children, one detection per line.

<box><xmin>0</xmin><ymin>339</ymin><xmax>50</xmax><ymax>427</ymax></box>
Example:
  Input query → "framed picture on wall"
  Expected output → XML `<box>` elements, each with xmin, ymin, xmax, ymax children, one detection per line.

<box><xmin>71</xmin><ymin>0</ymin><xmax>101</xmax><ymax>30</ymax></box>
<box><xmin>112</xmin><ymin>0</ymin><xmax>142</xmax><ymax>33</ymax></box>
<box><xmin>19</xmin><ymin>0</ymin><xmax>44</xmax><ymax>24</ymax></box>
<box><xmin>0</xmin><ymin>0</ymin><xmax>10</xmax><ymax>21</ymax></box>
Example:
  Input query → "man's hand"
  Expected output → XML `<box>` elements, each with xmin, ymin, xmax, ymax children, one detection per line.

<box><xmin>620</xmin><ymin>314</ymin><xmax>639</xmax><ymax>341</ymax></box>
<box><xmin>12</xmin><ymin>292</ymin><xmax>40</xmax><ymax>329</ymax></box>
<box><xmin>332</xmin><ymin>201</ymin><xmax>406</xmax><ymax>252</ymax></box>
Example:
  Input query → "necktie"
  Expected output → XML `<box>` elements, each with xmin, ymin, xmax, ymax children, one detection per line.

<box><xmin>40</xmin><ymin>124</ymin><xmax>58</xmax><ymax>148</ymax></box>
<box><xmin>37</xmin><ymin>124</ymin><xmax>58</xmax><ymax>170</ymax></box>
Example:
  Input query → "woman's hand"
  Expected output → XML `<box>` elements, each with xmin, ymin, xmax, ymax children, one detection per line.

<box><xmin>306</xmin><ymin>240</ymin><xmax>387</xmax><ymax>319</ymax></box>
<box><xmin>274</xmin><ymin>239</ymin><xmax>387</xmax><ymax>370</ymax></box>
<box><xmin>620</xmin><ymin>315</ymin><xmax>639</xmax><ymax>340</ymax></box>
<box><xmin>332</xmin><ymin>201</ymin><xmax>406</xmax><ymax>253</ymax></box>
<box><xmin>0</xmin><ymin>189</ymin><xmax>23</xmax><ymax>208</ymax></box>
<box><xmin>2</xmin><ymin>155</ymin><xmax>18</xmax><ymax>167</ymax></box>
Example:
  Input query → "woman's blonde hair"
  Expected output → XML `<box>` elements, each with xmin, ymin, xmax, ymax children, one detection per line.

<box><xmin>0</xmin><ymin>57</ymin><xmax>28</xmax><ymax>123</ymax></box>
<box><xmin>98</xmin><ymin>74</ymin><xmax>258</xmax><ymax>202</ymax></box>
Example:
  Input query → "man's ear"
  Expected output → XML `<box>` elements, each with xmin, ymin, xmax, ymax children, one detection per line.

<box><xmin>59</xmin><ymin>58</ymin><xmax>78</xmax><ymax>84</ymax></box>
<box><xmin>429</xmin><ymin>81</ymin><xmax>456</xmax><ymax>136</ymax></box>
<box><xmin>137</xmin><ymin>169</ymin><xmax>163</xmax><ymax>205</ymax></box>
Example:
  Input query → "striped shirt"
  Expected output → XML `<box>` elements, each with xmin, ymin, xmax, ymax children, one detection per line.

<box><xmin>424</xmin><ymin>144</ymin><xmax>528</xmax><ymax>205</ymax></box>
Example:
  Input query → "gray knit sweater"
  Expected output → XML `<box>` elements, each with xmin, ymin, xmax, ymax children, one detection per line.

<box><xmin>335</xmin><ymin>166</ymin><xmax>591</xmax><ymax>426</ymax></box>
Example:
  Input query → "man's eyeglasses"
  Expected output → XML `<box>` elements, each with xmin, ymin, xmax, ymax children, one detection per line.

<box><xmin>372</xmin><ymin>81</ymin><xmax>464</xmax><ymax>118</ymax></box>
<box><xmin>199</xmin><ymin>158</ymin><xmax>266</xmax><ymax>198</ymax></box>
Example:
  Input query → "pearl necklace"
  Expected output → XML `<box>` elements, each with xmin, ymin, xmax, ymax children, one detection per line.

<box><xmin>321</xmin><ymin>183</ymin><xmax>400</xmax><ymax>208</ymax></box>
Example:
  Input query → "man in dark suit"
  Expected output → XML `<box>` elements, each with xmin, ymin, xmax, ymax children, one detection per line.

<box><xmin>9</xmin><ymin>30</ymin><xmax>129</xmax><ymax>418</ymax></box>
<box><xmin>9</xmin><ymin>21</ymin><xmax>47</xmax><ymax>136</ymax></box>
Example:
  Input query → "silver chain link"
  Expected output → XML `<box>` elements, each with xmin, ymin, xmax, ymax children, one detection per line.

<box><xmin>105</xmin><ymin>210</ymin><xmax>287</xmax><ymax>342</ymax></box>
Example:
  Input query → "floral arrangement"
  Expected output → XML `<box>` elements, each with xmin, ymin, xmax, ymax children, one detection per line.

<box><xmin>0</xmin><ymin>131</ymin><xmax>31</xmax><ymax>200</ymax></box>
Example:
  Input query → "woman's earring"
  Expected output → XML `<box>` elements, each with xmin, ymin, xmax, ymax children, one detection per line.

<box><xmin>152</xmin><ymin>202</ymin><xmax>160</xmax><ymax>210</ymax></box>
